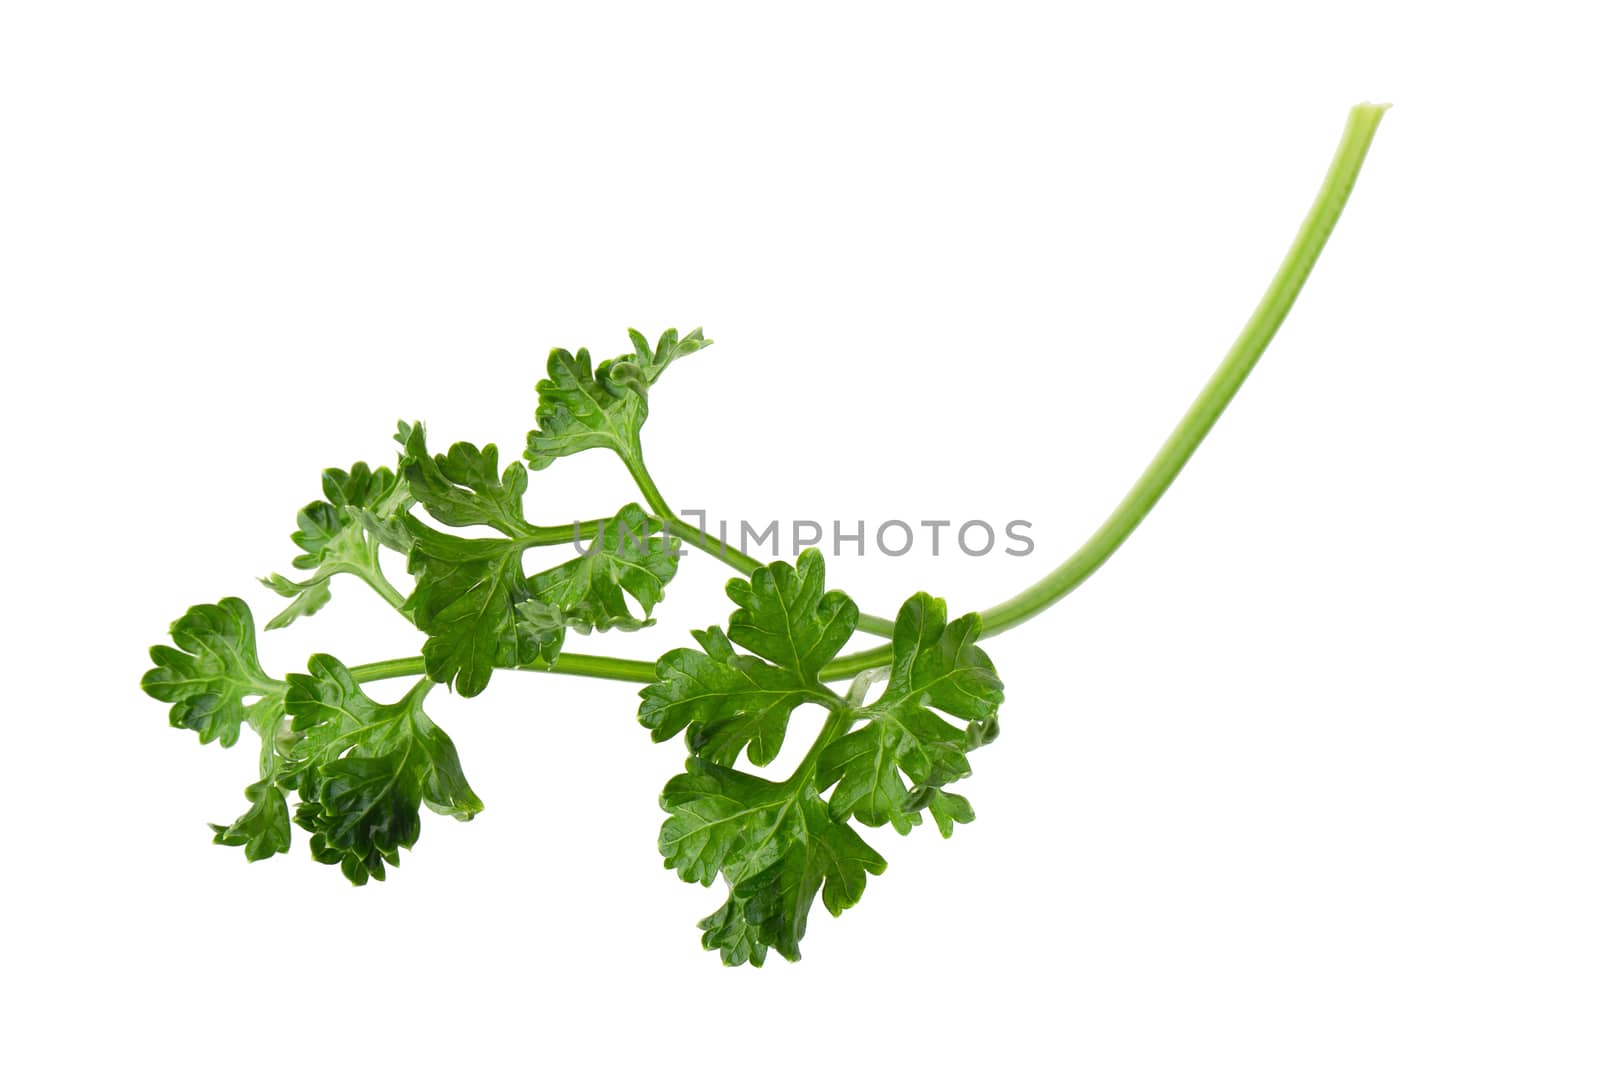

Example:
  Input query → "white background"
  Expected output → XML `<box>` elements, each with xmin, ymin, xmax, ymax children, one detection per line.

<box><xmin>4</xmin><ymin>2</ymin><xmax>1597</xmax><ymax>1064</ymax></box>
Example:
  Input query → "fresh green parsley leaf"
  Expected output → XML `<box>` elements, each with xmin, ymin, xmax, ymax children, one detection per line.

<box><xmin>516</xmin><ymin>502</ymin><xmax>681</xmax><ymax>644</ymax></box>
<box><xmin>401</xmin><ymin>427</ymin><xmax>535</xmax><ymax>535</ymax></box>
<box><xmin>260</xmin><ymin>458</ymin><xmax>413</xmax><ymax>629</ymax></box>
<box><xmin>283</xmin><ymin>654</ymin><xmax>482</xmax><ymax>885</ymax></box>
<box><xmin>402</xmin><ymin>426</ymin><xmax>681</xmax><ymax>696</ymax></box>
<box><xmin>209</xmin><ymin>778</ymin><xmax>292</xmax><ymax>862</ymax></box>
<box><xmin>142</xmin><ymin>597</ymin><xmax>282</xmax><ymax>748</ymax></box>
<box><xmin>639</xmin><ymin>548</ymin><xmax>857</xmax><ymax>766</ymax></box>
<box><xmin>211</xmin><ymin>703</ymin><xmax>296</xmax><ymax>863</ymax></box>
<box><xmin>524</xmin><ymin>327</ymin><xmax>710</xmax><ymax>471</ymax></box>
<box><xmin>404</xmin><ymin>529</ymin><xmax>545</xmax><ymax>697</ymax></box>
<box><xmin>143</xmin><ymin>597</ymin><xmax>294</xmax><ymax>861</ymax></box>
<box><xmin>818</xmin><ymin>593</ymin><xmax>1002</xmax><ymax>836</ymax></box>
<box><xmin>659</xmin><ymin>759</ymin><xmax>884</xmax><ymax>967</ymax></box>
<box><xmin>644</xmin><ymin>550</ymin><xmax>1004</xmax><ymax>964</ymax></box>
<box><xmin>400</xmin><ymin>426</ymin><xmax>558</xmax><ymax>695</ymax></box>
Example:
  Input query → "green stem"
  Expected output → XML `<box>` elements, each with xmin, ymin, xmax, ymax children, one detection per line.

<box><xmin>348</xmin><ymin>657</ymin><xmax>429</xmax><ymax>684</ymax></box>
<box><xmin>855</xmin><ymin>611</ymin><xmax>897</xmax><ymax>639</ymax></box>
<box><xmin>347</xmin><ymin>651</ymin><xmax>659</xmax><ymax>686</ymax></box>
<box><xmin>515</xmin><ymin>518</ymin><xmax>606</xmax><ymax>547</ymax></box>
<box><xmin>356</xmin><ymin>557</ymin><xmax>409</xmax><ymax>612</ymax></box>
<box><xmin>350</xmin><ymin>104</ymin><xmax>1386</xmax><ymax>695</ymax></box>
<box><xmin>624</xmin><ymin>440</ymin><xmax>898</xmax><ymax>638</ymax></box>
<box><xmin>820</xmin><ymin>102</ymin><xmax>1389</xmax><ymax>681</ymax></box>
<box><xmin>620</xmin><ymin>442</ymin><xmax>678</xmax><ymax>527</ymax></box>
<box><xmin>660</xmin><ymin>514</ymin><xmax>765</xmax><ymax>576</ymax></box>
<box><xmin>542</xmin><ymin>652</ymin><xmax>659</xmax><ymax>684</ymax></box>
<box><xmin>619</xmin><ymin>441</ymin><xmax>760</xmax><ymax>574</ymax></box>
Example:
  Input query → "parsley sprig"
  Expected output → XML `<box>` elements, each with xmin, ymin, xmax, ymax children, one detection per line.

<box><xmin>142</xmin><ymin>104</ymin><xmax>1387</xmax><ymax>964</ymax></box>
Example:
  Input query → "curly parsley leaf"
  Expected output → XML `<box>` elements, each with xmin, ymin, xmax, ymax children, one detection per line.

<box><xmin>516</xmin><ymin>502</ymin><xmax>681</xmax><ymax>644</ymax></box>
<box><xmin>143</xmin><ymin>598</ymin><xmax>295</xmax><ymax>860</ymax></box>
<box><xmin>209</xmin><ymin>777</ymin><xmax>292</xmax><ymax>862</ymax></box>
<box><xmin>726</xmin><ymin>548</ymin><xmax>859</xmax><ymax>679</ymax></box>
<box><xmin>818</xmin><ymin>593</ymin><xmax>1002</xmax><ymax>836</ymax></box>
<box><xmin>524</xmin><ymin>327</ymin><xmax>709</xmax><ymax>471</ymax></box>
<box><xmin>210</xmin><ymin>697</ymin><xmax>296</xmax><ymax>863</ymax></box>
<box><xmin>400</xmin><ymin>427</ymin><xmax>555</xmax><ymax>695</ymax></box>
<box><xmin>403</xmin><ymin>527</ymin><xmax>543</xmax><ymax>697</ymax></box>
<box><xmin>401</xmin><ymin>428</ymin><xmax>535</xmax><ymax>535</ymax></box>
<box><xmin>402</xmin><ymin>426</ymin><xmax>681</xmax><ymax>696</ymax></box>
<box><xmin>142</xmin><ymin>597</ymin><xmax>281</xmax><ymax>747</ymax></box>
<box><xmin>644</xmin><ymin>550</ymin><xmax>1003</xmax><ymax>964</ymax></box>
<box><xmin>283</xmin><ymin>654</ymin><xmax>481</xmax><ymax>885</ymax></box>
<box><xmin>260</xmin><ymin>458</ymin><xmax>413</xmax><ymax>629</ymax></box>
<box><xmin>659</xmin><ymin>760</ymin><xmax>885</xmax><ymax>966</ymax></box>
<box><xmin>639</xmin><ymin>549</ymin><xmax>857</xmax><ymax>766</ymax></box>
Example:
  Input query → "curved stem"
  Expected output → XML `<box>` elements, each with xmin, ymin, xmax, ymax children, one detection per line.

<box><xmin>350</xmin><ymin>104</ymin><xmax>1387</xmax><ymax>695</ymax></box>
<box><xmin>357</xmin><ymin>557</ymin><xmax>408</xmax><ymax>613</ymax></box>
<box><xmin>820</xmin><ymin>102</ymin><xmax>1389</xmax><ymax>680</ymax></box>
<box><xmin>982</xmin><ymin>103</ymin><xmax>1389</xmax><ymax>634</ymax></box>
<box><xmin>621</xmin><ymin>444</ymin><xmax>679</xmax><ymax>532</ymax></box>
<box><xmin>619</xmin><ymin>440</ymin><xmax>763</xmax><ymax>574</ymax></box>
<box><xmin>624</xmin><ymin>441</ymin><xmax>898</xmax><ymax>637</ymax></box>
<box><xmin>659</xmin><ymin>514</ymin><xmax>765</xmax><ymax>576</ymax></box>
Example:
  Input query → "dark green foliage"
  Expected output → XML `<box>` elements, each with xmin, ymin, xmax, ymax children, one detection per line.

<box><xmin>645</xmin><ymin>551</ymin><xmax>1003</xmax><ymax>964</ymax></box>
<box><xmin>143</xmin><ymin>328</ymin><xmax>1005</xmax><ymax>966</ymax></box>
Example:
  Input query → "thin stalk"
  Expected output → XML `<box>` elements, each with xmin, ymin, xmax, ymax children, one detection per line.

<box><xmin>621</xmin><ymin>441</ymin><xmax>679</xmax><ymax>530</ymax></box>
<box><xmin>514</xmin><ymin>518</ymin><xmax>606</xmax><ymax>548</ymax></box>
<box><xmin>820</xmin><ymin>102</ymin><xmax>1389</xmax><ymax>681</ymax></box>
<box><xmin>348</xmin><ymin>656</ymin><xmax>429</xmax><ymax>684</ymax></box>
<box><xmin>542</xmin><ymin>652</ymin><xmax>659</xmax><ymax>684</ymax></box>
<box><xmin>659</xmin><ymin>514</ymin><xmax>765</xmax><ymax>576</ymax></box>
<box><xmin>619</xmin><ymin>441</ymin><xmax>762</xmax><ymax>573</ymax></box>
<box><xmin>855</xmin><ymin>611</ymin><xmax>897</xmax><ymax>639</ymax></box>
<box><xmin>347</xmin><ymin>651</ymin><xmax>659</xmax><ymax>686</ymax></box>
<box><xmin>625</xmin><ymin>443</ymin><xmax>898</xmax><ymax>637</ymax></box>
<box><xmin>352</xmin><ymin>104</ymin><xmax>1387</xmax><ymax>694</ymax></box>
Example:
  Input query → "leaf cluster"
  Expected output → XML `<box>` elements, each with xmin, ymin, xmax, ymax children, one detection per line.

<box><xmin>141</xmin><ymin>327</ymin><xmax>1007</xmax><ymax>968</ymax></box>
<box><xmin>643</xmin><ymin>549</ymin><xmax>1002</xmax><ymax>964</ymax></box>
<box><xmin>401</xmin><ymin>425</ymin><xmax>680</xmax><ymax>696</ymax></box>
